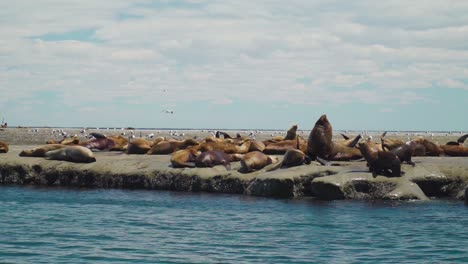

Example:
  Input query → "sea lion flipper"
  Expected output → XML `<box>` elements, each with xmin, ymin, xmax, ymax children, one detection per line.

<box><xmin>381</xmin><ymin>131</ymin><xmax>388</xmax><ymax>138</ymax></box>
<box><xmin>457</xmin><ymin>134</ymin><xmax>468</xmax><ymax>144</ymax></box>
<box><xmin>316</xmin><ymin>157</ymin><xmax>331</xmax><ymax>166</ymax></box>
<box><xmin>340</xmin><ymin>133</ymin><xmax>350</xmax><ymax>140</ymax></box>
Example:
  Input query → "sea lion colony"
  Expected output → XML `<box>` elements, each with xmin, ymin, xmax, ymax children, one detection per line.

<box><xmin>2</xmin><ymin>115</ymin><xmax>468</xmax><ymax>178</ymax></box>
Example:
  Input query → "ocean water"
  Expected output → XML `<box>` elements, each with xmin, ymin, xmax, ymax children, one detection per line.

<box><xmin>0</xmin><ymin>186</ymin><xmax>467</xmax><ymax>264</ymax></box>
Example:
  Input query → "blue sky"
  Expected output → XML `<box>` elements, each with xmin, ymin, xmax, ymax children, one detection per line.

<box><xmin>1</xmin><ymin>1</ymin><xmax>467</xmax><ymax>131</ymax></box>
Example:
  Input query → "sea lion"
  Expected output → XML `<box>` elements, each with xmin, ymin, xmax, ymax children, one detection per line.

<box><xmin>89</xmin><ymin>132</ymin><xmax>106</xmax><ymax>139</ymax></box>
<box><xmin>45</xmin><ymin>146</ymin><xmax>96</xmax><ymax>163</ymax></box>
<box><xmin>215</xmin><ymin>131</ymin><xmax>233</xmax><ymax>139</ymax></box>
<box><xmin>19</xmin><ymin>144</ymin><xmax>65</xmax><ymax>157</ymax></box>
<box><xmin>195</xmin><ymin>150</ymin><xmax>232</xmax><ymax>170</ymax></box>
<box><xmin>280</xmin><ymin>149</ymin><xmax>311</xmax><ymax>168</ymax></box>
<box><xmin>263</xmin><ymin>136</ymin><xmax>307</xmax><ymax>155</ymax></box>
<box><xmin>248</xmin><ymin>140</ymin><xmax>266</xmax><ymax>152</ymax></box>
<box><xmin>107</xmin><ymin>135</ymin><xmax>129</xmax><ymax>151</ymax></box>
<box><xmin>239</xmin><ymin>151</ymin><xmax>279</xmax><ymax>173</ymax></box>
<box><xmin>307</xmin><ymin>114</ymin><xmax>333</xmax><ymax>162</ymax></box>
<box><xmin>380</xmin><ymin>132</ymin><xmax>405</xmax><ymax>150</ymax></box>
<box><xmin>170</xmin><ymin>146</ymin><xmax>200</xmax><ymax>168</ymax></box>
<box><xmin>283</xmin><ymin>124</ymin><xmax>298</xmax><ymax>141</ymax></box>
<box><xmin>199</xmin><ymin>139</ymin><xmax>251</xmax><ymax>154</ymax></box>
<box><xmin>385</xmin><ymin>142</ymin><xmax>416</xmax><ymax>166</ymax></box>
<box><xmin>126</xmin><ymin>138</ymin><xmax>153</xmax><ymax>154</ymax></box>
<box><xmin>147</xmin><ymin>139</ymin><xmax>199</xmax><ymax>155</ymax></box>
<box><xmin>440</xmin><ymin>134</ymin><xmax>468</xmax><ymax>156</ymax></box>
<box><xmin>0</xmin><ymin>141</ymin><xmax>9</xmax><ymax>153</ymax></box>
<box><xmin>80</xmin><ymin>138</ymin><xmax>116</xmax><ymax>151</ymax></box>
<box><xmin>359</xmin><ymin>142</ymin><xmax>401</xmax><ymax>178</ymax></box>
<box><xmin>411</xmin><ymin>137</ymin><xmax>443</xmax><ymax>156</ymax></box>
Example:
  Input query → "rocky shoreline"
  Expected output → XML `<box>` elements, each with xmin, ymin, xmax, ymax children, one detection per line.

<box><xmin>1</xmin><ymin>145</ymin><xmax>467</xmax><ymax>201</ymax></box>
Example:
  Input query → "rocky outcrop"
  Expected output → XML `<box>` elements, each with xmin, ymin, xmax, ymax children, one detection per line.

<box><xmin>1</xmin><ymin>146</ymin><xmax>467</xmax><ymax>201</ymax></box>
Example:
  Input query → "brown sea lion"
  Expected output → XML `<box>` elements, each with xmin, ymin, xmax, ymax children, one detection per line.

<box><xmin>283</xmin><ymin>124</ymin><xmax>298</xmax><ymax>141</ymax></box>
<box><xmin>80</xmin><ymin>138</ymin><xmax>116</xmax><ymax>151</ymax></box>
<box><xmin>440</xmin><ymin>134</ymin><xmax>468</xmax><ymax>156</ymax></box>
<box><xmin>147</xmin><ymin>139</ymin><xmax>199</xmax><ymax>155</ymax></box>
<box><xmin>45</xmin><ymin>146</ymin><xmax>96</xmax><ymax>163</ymax></box>
<box><xmin>199</xmin><ymin>140</ymin><xmax>251</xmax><ymax>154</ymax></box>
<box><xmin>0</xmin><ymin>141</ymin><xmax>9</xmax><ymax>153</ymax></box>
<box><xmin>19</xmin><ymin>144</ymin><xmax>65</xmax><ymax>157</ymax></box>
<box><xmin>170</xmin><ymin>146</ymin><xmax>200</xmax><ymax>168</ymax></box>
<box><xmin>307</xmin><ymin>114</ymin><xmax>333</xmax><ymax>161</ymax></box>
<box><xmin>248</xmin><ymin>140</ymin><xmax>266</xmax><ymax>152</ymax></box>
<box><xmin>359</xmin><ymin>142</ymin><xmax>401</xmax><ymax>178</ymax></box>
<box><xmin>280</xmin><ymin>149</ymin><xmax>311</xmax><ymax>168</ymax></box>
<box><xmin>107</xmin><ymin>135</ymin><xmax>129</xmax><ymax>151</ymax></box>
<box><xmin>126</xmin><ymin>138</ymin><xmax>153</xmax><ymax>154</ymax></box>
<box><xmin>263</xmin><ymin>136</ymin><xmax>307</xmax><ymax>155</ymax></box>
<box><xmin>411</xmin><ymin>137</ymin><xmax>443</xmax><ymax>156</ymax></box>
<box><xmin>239</xmin><ymin>151</ymin><xmax>279</xmax><ymax>173</ymax></box>
<box><xmin>195</xmin><ymin>150</ymin><xmax>232</xmax><ymax>170</ymax></box>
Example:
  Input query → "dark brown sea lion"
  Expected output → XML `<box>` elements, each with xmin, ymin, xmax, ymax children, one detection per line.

<box><xmin>19</xmin><ymin>144</ymin><xmax>65</xmax><ymax>157</ymax></box>
<box><xmin>283</xmin><ymin>124</ymin><xmax>298</xmax><ymax>140</ymax></box>
<box><xmin>89</xmin><ymin>132</ymin><xmax>106</xmax><ymax>139</ymax></box>
<box><xmin>195</xmin><ymin>150</ymin><xmax>232</xmax><ymax>170</ymax></box>
<box><xmin>307</xmin><ymin>114</ymin><xmax>333</xmax><ymax>161</ymax></box>
<box><xmin>45</xmin><ymin>146</ymin><xmax>96</xmax><ymax>163</ymax></box>
<box><xmin>215</xmin><ymin>131</ymin><xmax>233</xmax><ymax>139</ymax></box>
<box><xmin>445</xmin><ymin>134</ymin><xmax>468</xmax><ymax>145</ymax></box>
<box><xmin>239</xmin><ymin>151</ymin><xmax>279</xmax><ymax>173</ymax></box>
<box><xmin>0</xmin><ymin>141</ymin><xmax>9</xmax><ymax>153</ymax></box>
<box><xmin>170</xmin><ymin>146</ymin><xmax>200</xmax><ymax>168</ymax></box>
<box><xmin>80</xmin><ymin>138</ymin><xmax>116</xmax><ymax>151</ymax></box>
<box><xmin>147</xmin><ymin>139</ymin><xmax>199</xmax><ymax>155</ymax></box>
<box><xmin>126</xmin><ymin>138</ymin><xmax>153</xmax><ymax>154</ymax></box>
<box><xmin>359</xmin><ymin>142</ymin><xmax>401</xmax><ymax>178</ymax></box>
<box><xmin>280</xmin><ymin>149</ymin><xmax>311</xmax><ymax>168</ymax></box>
<box><xmin>385</xmin><ymin>143</ymin><xmax>416</xmax><ymax>166</ymax></box>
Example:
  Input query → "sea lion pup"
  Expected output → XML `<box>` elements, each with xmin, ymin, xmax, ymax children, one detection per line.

<box><xmin>411</xmin><ymin>137</ymin><xmax>443</xmax><ymax>156</ymax></box>
<box><xmin>238</xmin><ymin>151</ymin><xmax>279</xmax><ymax>173</ymax></box>
<box><xmin>147</xmin><ymin>139</ymin><xmax>199</xmax><ymax>155</ymax></box>
<box><xmin>307</xmin><ymin>114</ymin><xmax>333</xmax><ymax>162</ymax></box>
<box><xmin>126</xmin><ymin>138</ymin><xmax>153</xmax><ymax>154</ymax></box>
<box><xmin>170</xmin><ymin>146</ymin><xmax>201</xmax><ymax>168</ymax></box>
<box><xmin>45</xmin><ymin>146</ymin><xmax>96</xmax><ymax>163</ymax></box>
<box><xmin>0</xmin><ymin>141</ymin><xmax>9</xmax><ymax>153</ymax></box>
<box><xmin>359</xmin><ymin>142</ymin><xmax>401</xmax><ymax>178</ymax></box>
<box><xmin>195</xmin><ymin>150</ymin><xmax>232</xmax><ymax>170</ymax></box>
<box><xmin>283</xmin><ymin>124</ymin><xmax>298</xmax><ymax>141</ymax></box>
<box><xmin>19</xmin><ymin>144</ymin><xmax>65</xmax><ymax>157</ymax></box>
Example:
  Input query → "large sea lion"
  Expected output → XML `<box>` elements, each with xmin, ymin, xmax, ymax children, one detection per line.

<box><xmin>195</xmin><ymin>150</ymin><xmax>232</xmax><ymax>170</ymax></box>
<box><xmin>107</xmin><ymin>135</ymin><xmax>129</xmax><ymax>151</ymax></box>
<box><xmin>239</xmin><ymin>151</ymin><xmax>279</xmax><ymax>173</ymax></box>
<box><xmin>126</xmin><ymin>138</ymin><xmax>153</xmax><ymax>154</ymax></box>
<box><xmin>380</xmin><ymin>132</ymin><xmax>405</xmax><ymax>150</ymax></box>
<box><xmin>440</xmin><ymin>134</ymin><xmax>468</xmax><ymax>156</ymax></box>
<box><xmin>359</xmin><ymin>142</ymin><xmax>401</xmax><ymax>178</ymax></box>
<box><xmin>248</xmin><ymin>140</ymin><xmax>266</xmax><ymax>152</ymax></box>
<box><xmin>307</xmin><ymin>114</ymin><xmax>333</xmax><ymax>161</ymax></box>
<box><xmin>263</xmin><ymin>136</ymin><xmax>307</xmax><ymax>155</ymax></box>
<box><xmin>19</xmin><ymin>144</ymin><xmax>65</xmax><ymax>157</ymax></box>
<box><xmin>0</xmin><ymin>141</ymin><xmax>9</xmax><ymax>153</ymax></box>
<box><xmin>147</xmin><ymin>139</ymin><xmax>199</xmax><ymax>155</ymax></box>
<box><xmin>170</xmin><ymin>146</ymin><xmax>200</xmax><ymax>168</ymax></box>
<box><xmin>45</xmin><ymin>146</ymin><xmax>96</xmax><ymax>163</ymax></box>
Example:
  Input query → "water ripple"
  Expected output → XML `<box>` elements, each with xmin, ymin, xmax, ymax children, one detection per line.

<box><xmin>1</xmin><ymin>186</ymin><xmax>467</xmax><ymax>263</ymax></box>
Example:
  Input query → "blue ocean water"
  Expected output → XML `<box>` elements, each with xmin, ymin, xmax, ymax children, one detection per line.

<box><xmin>0</xmin><ymin>186</ymin><xmax>467</xmax><ymax>263</ymax></box>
